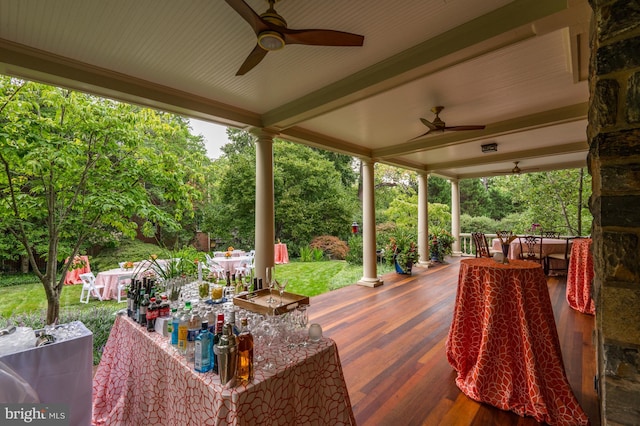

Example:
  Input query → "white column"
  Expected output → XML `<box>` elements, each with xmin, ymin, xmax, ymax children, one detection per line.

<box><xmin>357</xmin><ymin>159</ymin><xmax>383</xmax><ymax>287</ymax></box>
<box><xmin>450</xmin><ymin>178</ymin><xmax>461</xmax><ymax>256</ymax></box>
<box><xmin>253</xmin><ymin>130</ymin><xmax>276</xmax><ymax>285</ymax></box>
<box><xmin>417</xmin><ymin>172</ymin><xmax>430</xmax><ymax>267</ymax></box>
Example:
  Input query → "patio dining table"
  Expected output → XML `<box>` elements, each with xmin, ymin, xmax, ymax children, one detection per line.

<box><xmin>63</xmin><ymin>255</ymin><xmax>91</xmax><ymax>285</ymax></box>
<box><xmin>95</xmin><ymin>268</ymin><xmax>133</xmax><ymax>301</ymax></box>
<box><xmin>208</xmin><ymin>255</ymin><xmax>253</xmax><ymax>275</ymax></box>
<box><xmin>491</xmin><ymin>236</ymin><xmax>572</xmax><ymax>271</ymax></box>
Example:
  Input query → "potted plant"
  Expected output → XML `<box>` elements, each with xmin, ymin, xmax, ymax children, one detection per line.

<box><xmin>429</xmin><ymin>228</ymin><xmax>455</xmax><ymax>263</ymax></box>
<box><xmin>386</xmin><ymin>229</ymin><xmax>420</xmax><ymax>275</ymax></box>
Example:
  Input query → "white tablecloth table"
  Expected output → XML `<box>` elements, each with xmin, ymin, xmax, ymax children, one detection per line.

<box><xmin>208</xmin><ymin>256</ymin><xmax>252</xmax><ymax>275</ymax></box>
<box><xmin>0</xmin><ymin>321</ymin><xmax>93</xmax><ymax>426</ymax></box>
<box><xmin>492</xmin><ymin>237</ymin><xmax>571</xmax><ymax>271</ymax></box>
<box><xmin>95</xmin><ymin>268</ymin><xmax>134</xmax><ymax>301</ymax></box>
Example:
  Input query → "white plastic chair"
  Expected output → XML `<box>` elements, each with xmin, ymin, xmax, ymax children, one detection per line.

<box><xmin>79</xmin><ymin>272</ymin><xmax>104</xmax><ymax>303</ymax></box>
<box><xmin>116</xmin><ymin>274</ymin><xmax>131</xmax><ymax>303</ymax></box>
<box><xmin>205</xmin><ymin>254</ymin><xmax>225</xmax><ymax>279</ymax></box>
<box><xmin>234</xmin><ymin>258</ymin><xmax>254</xmax><ymax>278</ymax></box>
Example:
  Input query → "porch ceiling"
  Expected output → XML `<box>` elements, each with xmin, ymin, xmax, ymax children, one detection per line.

<box><xmin>0</xmin><ymin>0</ymin><xmax>591</xmax><ymax>179</ymax></box>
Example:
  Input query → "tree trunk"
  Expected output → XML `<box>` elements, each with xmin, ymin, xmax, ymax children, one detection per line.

<box><xmin>21</xmin><ymin>255</ymin><xmax>29</xmax><ymax>273</ymax></box>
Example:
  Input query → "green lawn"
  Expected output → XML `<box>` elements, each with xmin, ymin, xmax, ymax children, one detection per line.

<box><xmin>0</xmin><ymin>260</ymin><xmax>393</xmax><ymax>319</ymax></box>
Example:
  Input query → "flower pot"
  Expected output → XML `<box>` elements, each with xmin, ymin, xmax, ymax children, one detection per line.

<box><xmin>394</xmin><ymin>259</ymin><xmax>412</xmax><ymax>275</ymax></box>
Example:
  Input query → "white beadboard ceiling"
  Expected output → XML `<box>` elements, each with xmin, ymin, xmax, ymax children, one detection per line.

<box><xmin>0</xmin><ymin>0</ymin><xmax>592</xmax><ymax>178</ymax></box>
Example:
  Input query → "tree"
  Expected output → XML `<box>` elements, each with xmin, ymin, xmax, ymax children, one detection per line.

<box><xmin>0</xmin><ymin>77</ymin><xmax>202</xmax><ymax>323</ymax></box>
<box><xmin>203</xmin><ymin>130</ymin><xmax>359</xmax><ymax>252</ymax></box>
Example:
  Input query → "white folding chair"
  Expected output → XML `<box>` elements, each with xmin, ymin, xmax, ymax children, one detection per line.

<box><xmin>206</xmin><ymin>255</ymin><xmax>225</xmax><ymax>280</ymax></box>
<box><xmin>116</xmin><ymin>274</ymin><xmax>132</xmax><ymax>303</ymax></box>
<box><xmin>79</xmin><ymin>272</ymin><xmax>104</xmax><ymax>303</ymax></box>
<box><xmin>234</xmin><ymin>258</ymin><xmax>254</xmax><ymax>278</ymax></box>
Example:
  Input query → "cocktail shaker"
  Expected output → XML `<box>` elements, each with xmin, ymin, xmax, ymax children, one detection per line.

<box><xmin>214</xmin><ymin>323</ymin><xmax>237</xmax><ymax>385</ymax></box>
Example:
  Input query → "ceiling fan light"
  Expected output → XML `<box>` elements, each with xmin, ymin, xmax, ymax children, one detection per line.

<box><xmin>258</xmin><ymin>31</ymin><xmax>285</xmax><ymax>51</ymax></box>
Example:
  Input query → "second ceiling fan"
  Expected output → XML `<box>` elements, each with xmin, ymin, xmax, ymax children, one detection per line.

<box><xmin>225</xmin><ymin>0</ymin><xmax>365</xmax><ymax>75</ymax></box>
<box><xmin>413</xmin><ymin>106</ymin><xmax>486</xmax><ymax>139</ymax></box>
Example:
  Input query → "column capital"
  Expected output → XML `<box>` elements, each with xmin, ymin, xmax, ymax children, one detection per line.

<box><xmin>250</xmin><ymin>128</ymin><xmax>279</xmax><ymax>141</ymax></box>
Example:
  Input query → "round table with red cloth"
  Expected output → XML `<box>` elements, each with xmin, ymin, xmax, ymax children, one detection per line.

<box><xmin>566</xmin><ymin>238</ymin><xmax>595</xmax><ymax>315</ymax></box>
<box><xmin>92</xmin><ymin>315</ymin><xmax>355</xmax><ymax>425</ymax></box>
<box><xmin>63</xmin><ymin>255</ymin><xmax>91</xmax><ymax>285</ymax></box>
<box><xmin>446</xmin><ymin>258</ymin><xmax>588</xmax><ymax>425</ymax></box>
<box><xmin>274</xmin><ymin>243</ymin><xmax>289</xmax><ymax>264</ymax></box>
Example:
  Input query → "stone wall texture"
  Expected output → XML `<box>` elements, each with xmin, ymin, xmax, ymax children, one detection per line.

<box><xmin>589</xmin><ymin>0</ymin><xmax>640</xmax><ymax>424</ymax></box>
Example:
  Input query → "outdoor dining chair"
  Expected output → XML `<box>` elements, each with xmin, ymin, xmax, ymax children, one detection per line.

<box><xmin>518</xmin><ymin>235</ymin><xmax>545</xmax><ymax>267</ymax></box>
<box><xmin>79</xmin><ymin>272</ymin><xmax>104</xmax><ymax>303</ymax></box>
<box><xmin>472</xmin><ymin>232</ymin><xmax>498</xmax><ymax>258</ymax></box>
<box><xmin>545</xmin><ymin>236</ymin><xmax>578</xmax><ymax>275</ymax></box>
<box><xmin>541</xmin><ymin>230</ymin><xmax>562</xmax><ymax>238</ymax></box>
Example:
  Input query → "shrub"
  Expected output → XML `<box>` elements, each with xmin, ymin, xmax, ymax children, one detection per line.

<box><xmin>299</xmin><ymin>246</ymin><xmax>313</xmax><ymax>262</ymax></box>
<box><xmin>0</xmin><ymin>306</ymin><xmax>118</xmax><ymax>365</ymax></box>
<box><xmin>309</xmin><ymin>236</ymin><xmax>348</xmax><ymax>260</ymax></box>
<box><xmin>346</xmin><ymin>235</ymin><xmax>363</xmax><ymax>265</ymax></box>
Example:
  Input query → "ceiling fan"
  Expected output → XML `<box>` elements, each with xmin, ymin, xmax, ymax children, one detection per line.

<box><xmin>225</xmin><ymin>0</ymin><xmax>365</xmax><ymax>75</ymax></box>
<box><xmin>497</xmin><ymin>161</ymin><xmax>540</xmax><ymax>175</ymax></box>
<box><xmin>413</xmin><ymin>106</ymin><xmax>486</xmax><ymax>139</ymax></box>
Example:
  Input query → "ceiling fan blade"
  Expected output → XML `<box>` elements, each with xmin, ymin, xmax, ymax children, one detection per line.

<box><xmin>236</xmin><ymin>44</ymin><xmax>269</xmax><ymax>75</ymax></box>
<box><xmin>225</xmin><ymin>0</ymin><xmax>269</xmax><ymax>35</ymax></box>
<box><xmin>408</xmin><ymin>130</ymin><xmax>432</xmax><ymax>141</ymax></box>
<box><xmin>444</xmin><ymin>125</ymin><xmax>486</xmax><ymax>131</ymax></box>
<box><xmin>283</xmin><ymin>29</ymin><xmax>364</xmax><ymax>46</ymax></box>
<box><xmin>420</xmin><ymin>117</ymin><xmax>438</xmax><ymax>131</ymax></box>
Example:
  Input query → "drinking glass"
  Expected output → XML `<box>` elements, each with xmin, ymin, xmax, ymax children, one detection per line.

<box><xmin>276</xmin><ymin>279</ymin><xmax>288</xmax><ymax>306</ymax></box>
<box><xmin>265</xmin><ymin>266</ymin><xmax>276</xmax><ymax>303</ymax></box>
<box><xmin>297</xmin><ymin>305</ymin><xmax>309</xmax><ymax>346</ymax></box>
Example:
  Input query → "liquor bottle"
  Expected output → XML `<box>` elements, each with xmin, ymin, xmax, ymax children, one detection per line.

<box><xmin>177</xmin><ymin>302</ymin><xmax>192</xmax><ymax>355</ymax></box>
<box><xmin>224</xmin><ymin>306</ymin><xmax>240</xmax><ymax>336</ymax></box>
<box><xmin>126</xmin><ymin>283</ymin><xmax>133</xmax><ymax>318</ymax></box>
<box><xmin>169</xmin><ymin>307</ymin><xmax>180</xmax><ymax>347</ymax></box>
<box><xmin>194</xmin><ymin>321</ymin><xmax>213</xmax><ymax>373</ymax></box>
<box><xmin>146</xmin><ymin>297</ymin><xmax>158</xmax><ymax>332</ymax></box>
<box><xmin>137</xmin><ymin>290</ymin><xmax>148</xmax><ymax>325</ymax></box>
<box><xmin>236</xmin><ymin>318</ymin><xmax>254</xmax><ymax>382</ymax></box>
<box><xmin>212</xmin><ymin>313</ymin><xmax>224</xmax><ymax>374</ymax></box>
<box><xmin>186</xmin><ymin>304</ymin><xmax>202</xmax><ymax>363</ymax></box>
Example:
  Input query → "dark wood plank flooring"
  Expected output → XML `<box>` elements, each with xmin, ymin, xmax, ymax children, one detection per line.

<box><xmin>308</xmin><ymin>257</ymin><xmax>599</xmax><ymax>426</ymax></box>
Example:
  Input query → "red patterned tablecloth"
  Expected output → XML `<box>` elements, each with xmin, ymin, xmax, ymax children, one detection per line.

<box><xmin>566</xmin><ymin>238</ymin><xmax>595</xmax><ymax>315</ymax></box>
<box><xmin>92</xmin><ymin>315</ymin><xmax>355</xmax><ymax>425</ymax></box>
<box><xmin>446</xmin><ymin>258</ymin><xmax>588</xmax><ymax>425</ymax></box>
<box><xmin>63</xmin><ymin>255</ymin><xmax>91</xmax><ymax>285</ymax></box>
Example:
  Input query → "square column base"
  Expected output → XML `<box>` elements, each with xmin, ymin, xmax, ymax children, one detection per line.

<box><xmin>357</xmin><ymin>277</ymin><xmax>384</xmax><ymax>287</ymax></box>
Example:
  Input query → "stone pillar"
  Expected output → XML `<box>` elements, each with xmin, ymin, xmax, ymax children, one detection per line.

<box><xmin>450</xmin><ymin>178</ymin><xmax>461</xmax><ymax>256</ymax></box>
<box><xmin>417</xmin><ymin>172</ymin><xmax>430</xmax><ymax>267</ymax></box>
<box><xmin>357</xmin><ymin>159</ymin><xmax>383</xmax><ymax>287</ymax></box>
<box><xmin>253</xmin><ymin>130</ymin><xmax>276</xmax><ymax>285</ymax></box>
<box><xmin>589</xmin><ymin>1</ymin><xmax>640</xmax><ymax>423</ymax></box>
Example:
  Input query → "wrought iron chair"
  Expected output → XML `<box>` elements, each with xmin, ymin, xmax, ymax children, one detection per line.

<box><xmin>517</xmin><ymin>235</ymin><xmax>545</xmax><ymax>267</ymax></box>
<box><xmin>545</xmin><ymin>236</ymin><xmax>578</xmax><ymax>275</ymax></box>
<box><xmin>541</xmin><ymin>230</ymin><xmax>562</xmax><ymax>239</ymax></box>
<box><xmin>472</xmin><ymin>232</ymin><xmax>498</xmax><ymax>258</ymax></box>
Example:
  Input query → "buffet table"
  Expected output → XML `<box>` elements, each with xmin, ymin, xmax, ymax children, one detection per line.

<box><xmin>93</xmin><ymin>315</ymin><xmax>355</xmax><ymax>425</ymax></box>
<box><xmin>64</xmin><ymin>255</ymin><xmax>91</xmax><ymax>285</ymax></box>
<box><xmin>0</xmin><ymin>321</ymin><xmax>93</xmax><ymax>426</ymax></box>
<box><xmin>566</xmin><ymin>238</ymin><xmax>595</xmax><ymax>315</ymax></box>
<box><xmin>446</xmin><ymin>258</ymin><xmax>588</xmax><ymax>425</ymax></box>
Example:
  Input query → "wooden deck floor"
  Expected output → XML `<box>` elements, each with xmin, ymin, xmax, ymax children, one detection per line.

<box><xmin>308</xmin><ymin>257</ymin><xmax>600</xmax><ymax>426</ymax></box>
